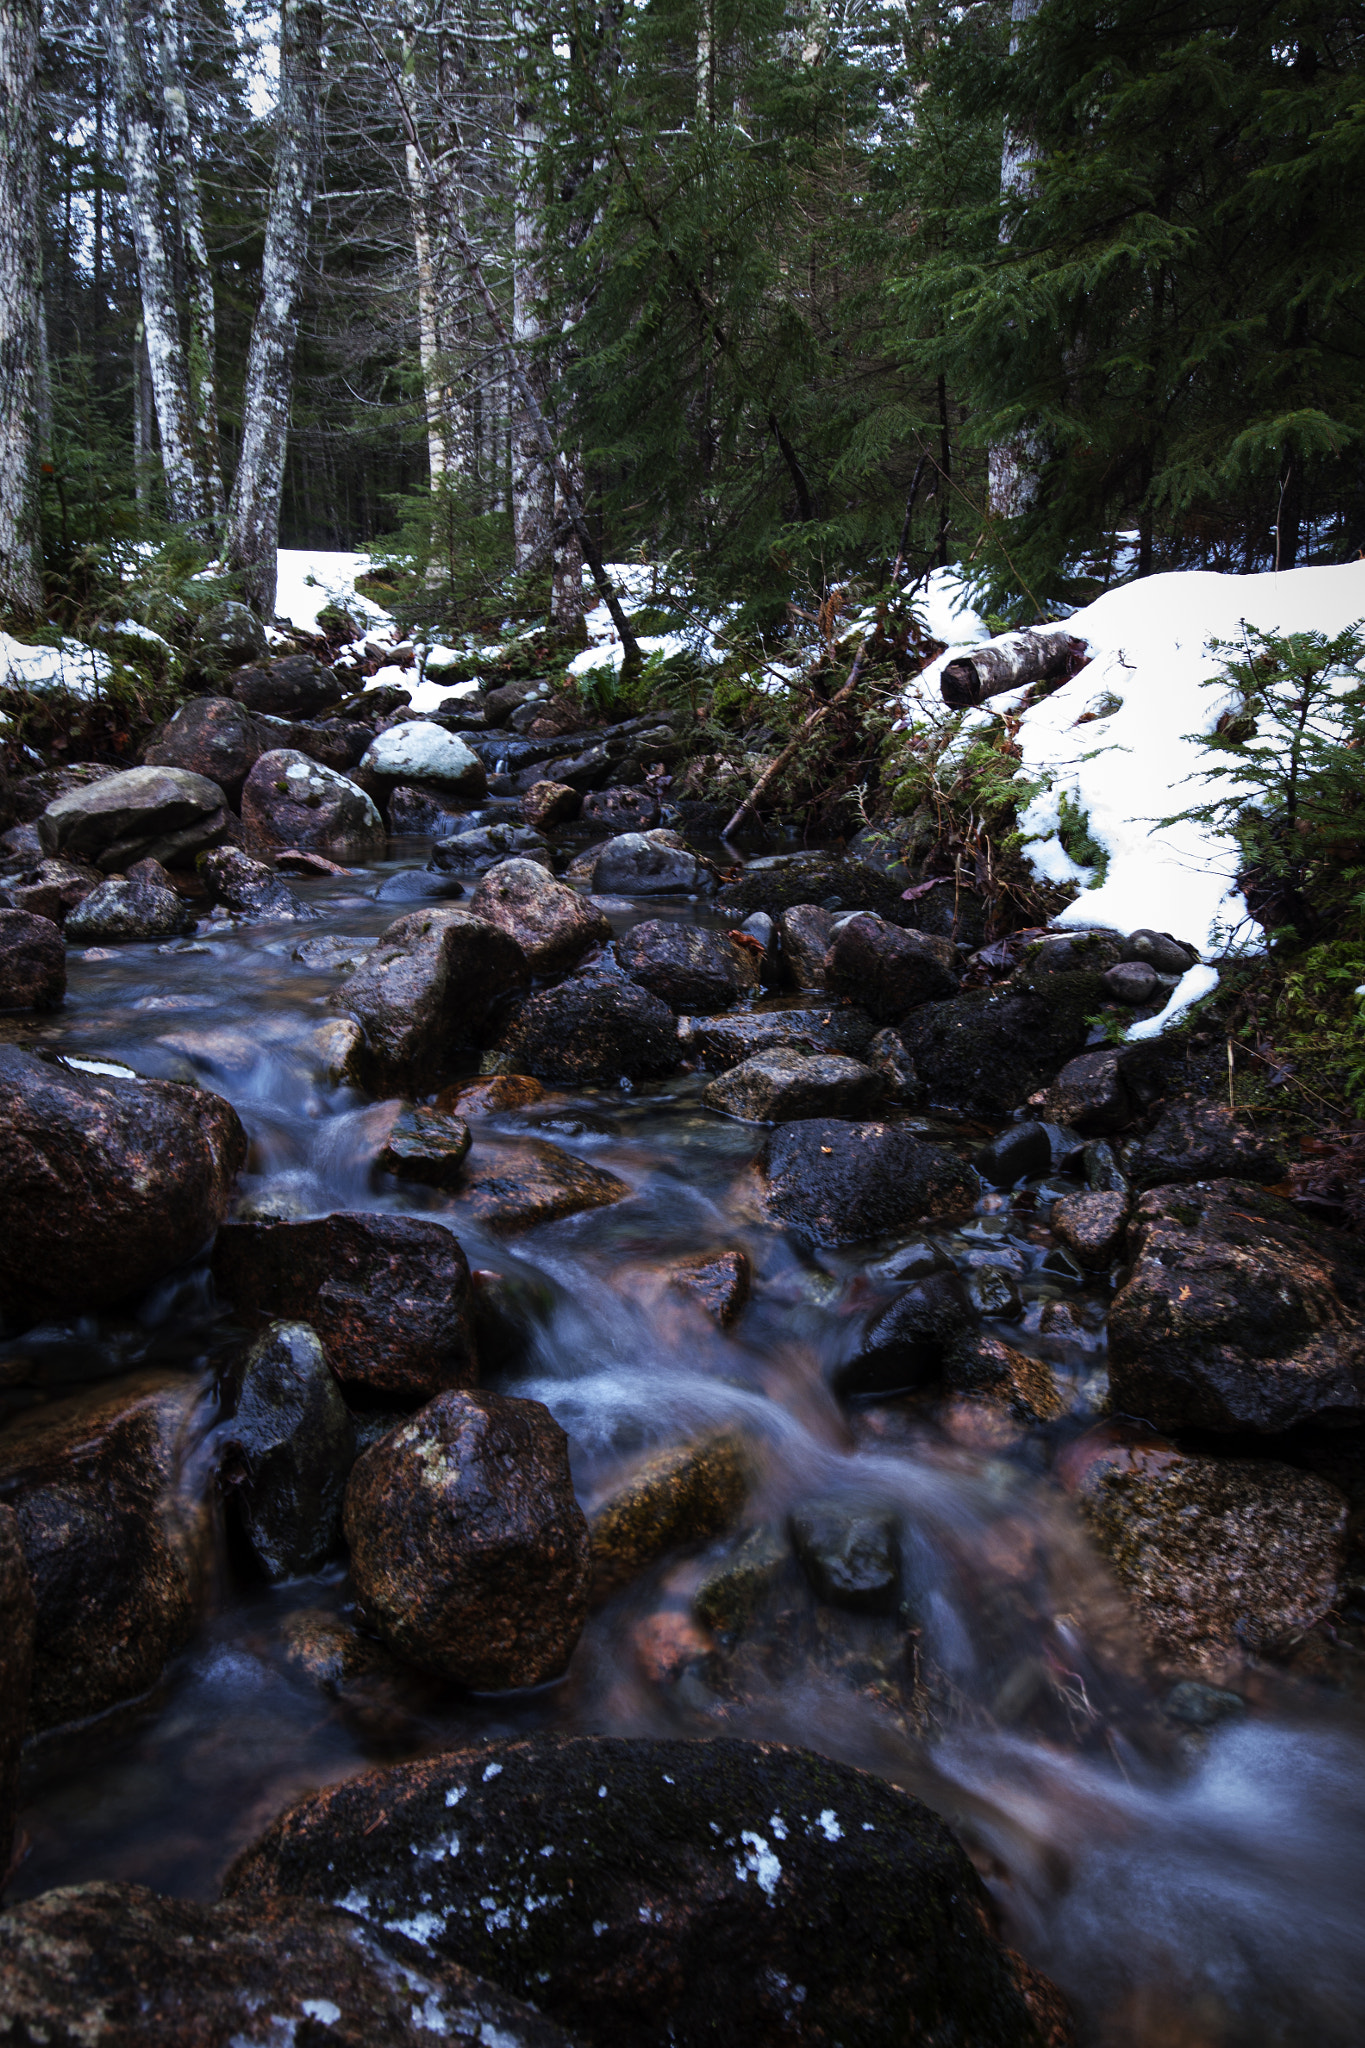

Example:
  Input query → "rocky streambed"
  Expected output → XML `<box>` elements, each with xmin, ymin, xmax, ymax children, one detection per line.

<box><xmin>0</xmin><ymin>675</ymin><xmax>1363</xmax><ymax>2046</ymax></box>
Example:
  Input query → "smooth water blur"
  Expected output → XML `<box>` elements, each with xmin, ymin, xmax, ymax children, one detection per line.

<box><xmin>5</xmin><ymin>846</ymin><xmax>1364</xmax><ymax>2046</ymax></box>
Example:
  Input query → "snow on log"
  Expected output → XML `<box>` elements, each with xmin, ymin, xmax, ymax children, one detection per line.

<box><xmin>939</xmin><ymin>626</ymin><xmax>1089</xmax><ymax>709</ymax></box>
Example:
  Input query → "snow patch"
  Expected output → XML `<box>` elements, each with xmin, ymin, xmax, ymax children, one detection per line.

<box><xmin>275</xmin><ymin>549</ymin><xmax>394</xmax><ymax>636</ymax></box>
<box><xmin>816</xmin><ymin>1810</ymin><xmax>843</xmax><ymax>1842</ymax></box>
<box><xmin>299</xmin><ymin>2000</ymin><xmax>340</xmax><ymax>2026</ymax></box>
<box><xmin>0</xmin><ymin>632</ymin><xmax>112</xmax><ymax>698</ymax></box>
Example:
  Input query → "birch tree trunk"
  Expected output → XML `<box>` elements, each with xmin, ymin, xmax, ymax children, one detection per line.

<box><xmin>510</xmin><ymin>5</ymin><xmax>554</xmax><ymax>577</ymax></box>
<box><xmin>226</xmin><ymin>0</ymin><xmax>323</xmax><ymax>616</ymax></box>
<box><xmin>987</xmin><ymin>0</ymin><xmax>1044</xmax><ymax>522</ymax></box>
<box><xmin>105</xmin><ymin>0</ymin><xmax>208</xmax><ymax>531</ymax></box>
<box><xmin>0</xmin><ymin>0</ymin><xmax>42</xmax><ymax>617</ymax></box>
<box><xmin>156</xmin><ymin>0</ymin><xmax>224</xmax><ymax>525</ymax></box>
<box><xmin>406</xmin><ymin>140</ymin><xmax>448</xmax><ymax>488</ymax></box>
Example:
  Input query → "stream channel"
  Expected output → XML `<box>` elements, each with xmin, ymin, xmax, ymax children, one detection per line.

<box><xmin>5</xmin><ymin>829</ymin><xmax>1365</xmax><ymax>2047</ymax></box>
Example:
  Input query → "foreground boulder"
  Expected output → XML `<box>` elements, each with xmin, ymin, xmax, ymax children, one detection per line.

<box><xmin>329</xmin><ymin>906</ymin><xmax>529</xmax><ymax>1088</ymax></box>
<box><xmin>496</xmin><ymin>975</ymin><xmax>678</xmax><ymax>1085</ymax></box>
<box><xmin>144</xmin><ymin>694</ymin><xmax>261</xmax><ymax>805</ymax></box>
<box><xmin>0</xmin><ymin>907</ymin><xmax>65</xmax><ymax>1008</ymax></box>
<box><xmin>704</xmin><ymin>1047</ymin><xmax>884</xmax><ymax>1123</ymax></box>
<box><xmin>228</xmin><ymin>650</ymin><xmax>343</xmax><ymax>719</ymax></box>
<box><xmin>899</xmin><ymin>979</ymin><xmax>1100</xmax><ymax>1116</ymax></box>
<box><xmin>65</xmin><ymin>858</ymin><xmax>194</xmax><ymax>942</ymax></box>
<box><xmin>617</xmin><ymin>919</ymin><xmax>749</xmax><ymax>1012</ymax></box>
<box><xmin>470</xmin><ymin>856</ymin><xmax>610</xmax><ymax>973</ymax></box>
<box><xmin>241</xmin><ymin>750</ymin><xmax>385</xmax><ymax>861</ymax></box>
<box><xmin>38</xmin><ymin>765</ymin><xmax>229</xmax><ymax>872</ymax></box>
<box><xmin>0</xmin><ymin>1884</ymin><xmax>574</xmax><ymax>2048</ymax></box>
<box><xmin>218</xmin><ymin>1322</ymin><xmax>356</xmax><ymax>1579</ymax></box>
<box><xmin>0</xmin><ymin>1505</ymin><xmax>34</xmax><ymax>1868</ymax></box>
<box><xmin>822</xmin><ymin>913</ymin><xmax>960</xmax><ymax>1020</ymax></box>
<box><xmin>343</xmin><ymin>1390</ymin><xmax>590</xmax><ymax>1688</ymax></box>
<box><xmin>0</xmin><ymin>1371</ymin><xmax>208</xmax><ymax>1730</ymax></box>
<box><xmin>362</xmin><ymin>719</ymin><xmax>487</xmax><ymax>797</ymax></box>
<box><xmin>1125</xmin><ymin>1100</ymin><xmax>1286</xmax><ymax>1191</ymax></box>
<box><xmin>212</xmin><ymin>1212</ymin><xmax>477</xmax><ymax>1406</ymax></box>
<box><xmin>200</xmin><ymin>845</ymin><xmax>316</xmax><ymax>922</ymax></box>
<box><xmin>1107</xmin><ymin>1180</ymin><xmax>1365</xmax><ymax>1431</ymax></box>
<box><xmin>224</xmin><ymin>1734</ymin><xmax>1061</xmax><ymax>2048</ymax></box>
<box><xmin>0</xmin><ymin>1048</ymin><xmax>245</xmax><ymax>1318</ymax></box>
<box><xmin>1071</xmin><ymin>1436</ymin><xmax>1347</xmax><ymax>1675</ymax></box>
<box><xmin>762</xmin><ymin>1119</ymin><xmax>977</xmax><ymax>1246</ymax></box>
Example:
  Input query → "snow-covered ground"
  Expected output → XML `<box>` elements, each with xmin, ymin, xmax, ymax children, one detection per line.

<box><xmin>0</xmin><ymin>633</ymin><xmax>112</xmax><ymax>699</ymax></box>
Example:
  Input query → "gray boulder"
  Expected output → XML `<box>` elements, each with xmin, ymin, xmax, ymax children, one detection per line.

<box><xmin>362</xmin><ymin>720</ymin><xmax>487</xmax><ymax>797</ymax></box>
<box><xmin>200</xmin><ymin>845</ymin><xmax>316</xmax><ymax>922</ymax></box>
<box><xmin>679</xmin><ymin>1003</ymin><xmax>875</xmax><ymax>1069</ymax></box>
<box><xmin>431</xmin><ymin>822</ymin><xmax>552</xmax><ymax>873</ymax></box>
<box><xmin>778</xmin><ymin>902</ymin><xmax>835</xmax><ymax>989</ymax></box>
<box><xmin>823</xmin><ymin>912</ymin><xmax>960</xmax><ymax>1020</ymax></box>
<box><xmin>194</xmin><ymin>598</ymin><xmax>270</xmax><ymax>669</ymax></box>
<box><xmin>143</xmin><ymin>695</ymin><xmax>261</xmax><ymax>805</ymax></box>
<box><xmin>218</xmin><ymin>1321</ymin><xmax>356</xmax><ymax>1579</ymax></box>
<box><xmin>241</xmin><ymin>750</ymin><xmax>384</xmax><ymax>861</ymax></box>
<box><xmin>762</xmin><ymin>1118</ymin><xmax>976</xmax><ymax>1246</ymax></box>
<box><xmin>38</xmin><ymin>765</ymin><xmax>230</xmax><ymax>872</ymax></box>
<box><xmin>0</xmin><ymin>908</ymin><xmax>65</xmax><ymax>1009</ymax></box>
<box><xmin>618</xmin><ymin>919</ymin><xmax>748</xmax><ymax>1011</ymax></box>
<box><xmin>591</xmin><ymin>831</ymin><xmax>713</xmax><ymax>894</ymax></box>
<box><xmin>703</xmin><ymin>1047</ymin><xmax>885</xmax><ymax>1123</ymax></box>
<box><xmin>65</xmin><ymin>858</ymin><xmax>194</xmax><ymax>941</ymax></box>
<box><xmin>495</xmin><ymin>973</ymin><xmax>678</xmax><ymax>1085</ymax></box>
<box><xmin>228</xmin><ymin>652</ymin><xmax>343</xmax><ymax>719</ymax></box>
<box><xmin>470</xmin><ymin>856</ymin><xmax>610</xmax><ymax>973</ymax></box>
<box><xmin>0</xmin><ymin>856</ymin><xmax>100</xmax><ymax>925</ymax></box>
<box><xmin>330</xmin><ymin>904</ymin><xmax>529</xmax><ymax>1088</ymax></box>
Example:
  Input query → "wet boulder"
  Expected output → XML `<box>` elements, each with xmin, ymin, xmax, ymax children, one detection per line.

<box><xmin>1107</xmin><ymin>1180</ymin><xmax>1365</xmax><ymax>1432</ymax></box>
<box><xmin>617</xmin><ymin>919</ymin><xmax>747</xmax><ymax>1012</ymax></box>
<box><xmin>762</xmin><ymin>1119</ymin><xmax>977</xmax><ymax>1247</ymax></box>
<box><xmin>590</xmin><ymin>831</ymin><xmax>712</xmax><ymax>895</ymax></box>
<box><xmin>1051</xmin><ymin>1189</ymin><xmax>1128</xmax><ymax>1269</ymax></box>
<box><xmin>439</xmin><ymin>1072</ymin><xmax>545</xmax><ymax>1115</ymax></box>
<box><xmin>241</xmin><ymin>750</ymin><xmax>385</xmax><ymax>862</ymax></box>
<box><xmin>329</xmin><ymin>905</ymin><xmax>529</xmax><ymax>1089</ymax></box>
<box><xmin>376</xmin><ymin>1103</ymin><xmax>472</xmax><ymax>1185</ymax></box>
<box><xmin>0</xmin><ymin>855</ymin><xmax>101</xmax><ymax>925</ymax></box>
<box><xmin>343</xmin><ymin>1389</ymin><xmax>591</xmax><ymax>1689</ymax></box>
<box><xmin>678</xmin><ymin>1002</ymin><xmax>875</xmax><ymax>1070</ymax></box>
<box><xmin>496</xmin><ymin>974</ymin><xmax>678</xmax><ymax>1085</ymax></box>
<box><xmin>143</xmin><ymin>694</ymin><xmax>261</xmax><ymax>805</ymax></box>
<box><xmin>362</xmin><ymin>720</ymin><xmax>487</xmax><ymax>798</ymax></box>
<box><xmin>0</xmin><ymin>1047</ymin><xmax>245</xmax><ymax>1319</ymax></box>
<box><xmin>589</xmin><ymin>1431</ymin><xmax>750</xmax><ymax>1603</ymax></box>
<box><xmin>667</xmin><ymin>1247</ymin><xmax>752</xmax><ymax>1326</ymax></box>
<box><xmin>0</xmin><ymin>907</ymin><xmax>65</xmax><ymax>1009</ymax></box>
<box><xmin>1039</xmin><ymin>1048</ymin><xmax>1143</xmax><ymax>1134</ymax></box>
<box><xmin>195</xmin><ymin>599</ymin><xmax>270</xmax><ymax>670</ymax></box>
<box><xmin>470</xmin><ymin>856</ymin><xmax>611</xmax><ymax>973</ymax></box>
<box><xmin>0</xmin><ymin>1506</ymin><xmax>34</xmax><ymax>1870</ymax></box>
<box><xmin>823</xmin><ymin>912</ymin><xmax>960</xmax><ymax>1020</ymax></box>
<box><xmin>581</xmin><ymin>786</ymin><xmax>658</xmax><ymax>831</ymax></box>
<box><xmin>431</xmin><ymin>823</ymin><xmax>552</xmax><ymax>874</ymax></box>
<box><xmin>899</xmin><ymin>978</ymin><xmax>1101</xmax><ymax>1117</ymax></box>
<box><xmin>944</xmin><ymin>1332</ymin><xmax>1065</xmax><ymax>1424</ymax></box>
<box><xmin>777</xmin><ymin>902</ymin><xmax>835</xmax><ymax>989</ymax></box>
<box><xmin>65</xmin><ymin>857</ymin><xmax>195</xmax><ymax>942</ymax></box>
<box><xmin>453</xmin><ymin>1135</ymin><xmax>631</xmax><ymax>1235</ymax></box>
<box><xmin>387</xmin><ymin>784</ymin><xmax>467</xmax><ymax>837</ymax></box>
<box><xmin>0</xmin><ymin>1884</ymin><xmax>576</xmax><ymax>2048</ymax></box>
<box><xmin>38</xmin><ymin>765</ymin><xmax>230</xmax><ymax>872</ymax></box>
<box><xmin>522</xmin><ymin>778</ymin><xmax>581</xmax><ymax>828</ymax></box>
<box><xmin>704</xmin><ymin>1047</ymin><xmax>886</xmax><ymax>1124</ymax></box>
<box><xmin>228</xmin><ymin>651</ymin><xmax>344</xmax><ymax>719</ymax></box>
<box><xmin>224</xmin><ymin>1733</ymin><xmax>1060</xmax><ymax>2048</ymax></box>
<box><xmin>218</xmin><ymin>1321</ymin><xmax>356</xmax><ymax>1580</ymax></box>
<box><xmin>211</xmin><ymin>1211</ymin><xmax>478</xmax><ymax>1407</ymax></box>
<box><xmin>252</xmin><ymin>712</ymin><xmax>372</xmax><ymax>776</ymax></box>
<box><xmin>1126</xmin><ymin>1100</ymin><xmax>1286</xmax><ymax>1191</ymax></box>
<box><xmin>200</xmin><ymin>844</ymin><xmax>316</xmax><ymax>922</ymax></box>
<box><xmin>1072</xmin><ymin>1437</ymin><xmax>1347</xmax><ymax>1675</ymax></box>
<box><xmin>973</xmin><ymin>1121</ymin><xmax>1053</xmax><ymax>1188</ymax></box>
<box><xmin>834</xmin><ymin>1271</ymin><xmax>974</xmax><ymax>1400</ymax></box>
<box><xmin>0</xmin><ymin>1370</ymin><xmax>208</xmax><ymax>1730</ymax></box>
<box><xmin>717</xmin><ymin>852</ymin><xmax>908</xmax><ymax>923</ymax></box>
<box><xmin>790</xmin><ymin>1494</ymin><xmax>901</xmax><ymax>1614</ymax></box>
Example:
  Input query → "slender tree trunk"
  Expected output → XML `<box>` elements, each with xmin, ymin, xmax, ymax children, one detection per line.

<box><xmin>105</xmin><ymin>0</ymin><xmax>208</xmax><ymax>530</ymax></box>
<box><xmin>406</xmin><ymin>140</ymin><xmax>448</xmax><ymax>488</ymax></box>
<box><xmin>156</xmin><ymin>0</ymin><xmax>224</xmax><ymax>524</ymax></box>
<box><xmin>0</xmin><ymin>0</ymin><xmax>43</xmax><ymax>617</ymax></box>
<box><xmin>226</xmin><ymin>0</ymin><xmax>322</xmax><ymax>616</ymax></box>
<box><xmin>987</xmin><ymin>0</ymin><xmax>1044</xmax><ymax>521</ymax></box>
<box><xmin>510</xmin><ymin>5</ymin><xmax>554</xmax><ymax>577</ymax></box>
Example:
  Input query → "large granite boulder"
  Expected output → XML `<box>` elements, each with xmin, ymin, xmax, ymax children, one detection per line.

<box><xmin>617</xmin><ymin>919</ymin><xmax>749</xmax><ymax>1012</ymax></box>
<box><xmin>496</xmin><ymin>975</ymin><xmax>679</xmax><ymax>1085</ymax></box>
<box><xmin>1107</xmin><ymin>1180</ymin><xmax>1365</xmax><ymax>1431</ymax></box>
<box><xmin>0</xmin><ymin>907</ymin><xmax>65</xmax><ymax>1008</ymax></box>
<box><xmin>0</xmin><ymin>1884</ymin><xmax>575</xmax><ymax>2048</ymax></box>
<box><xmin>328</xmin><ymin>905</ymin><xmax>529</xmax><ymax>1089</ymax></box>
<box><xmin>822</xmin><ymin>912</ymin><xmax>960</xmax><ymax>1020</ymax></box>
<box><xmin>64</xmin><ymin>857</ymin><xmax>194</xmax><ymax>942</ymax></box>
<box><xmin>704</xmin><ymin>1047</ymin><xmax>885</xmax><ymax>1123</ymax></box>
<box><xmin>217</xmin><ymin>1321</ymin><xmax>356</xmax><ymax>1579</ymax></box>
<box><xmin>470</xmin><ymin>856</ymin><xmax>610</xmax><ymax>973</ymax></box>
<box><xmin>143</xmin><ymin>695</ymin><xmax>261</xmax><ymax>805</ymax></box>
<box><xmin>590</xmin><ymin>831</ymin><xmax>713</xmax><ymax>895</ymax></box>
<box><xmin>0</xmin><ymin>1506</ymin><xmax>34</xmax><ymax>1870</ymax></box>
<box><xmin>0</xmin><ymin>1048</ymin><xmax>245</xmax><ymax>1319</ymax></box>
<box><xmin>228</xmin><ymin>651</ymin><xmax>343</xmax><ymax>719</ymax></box>
<box><xmin>241</xmin><ymin>751</ymin><xmax>385</xmax><ymax>861</ymax></box>
<box><xmin>898</xmin><ymin>978</ymin><xmax>1102</xmax><ymax>1116</ymax></box>
<box><xmin>362</xmin><ymin>720</ymin><xmax>487</xmax><ymax>797</ymax></box>
<box><xmin>343</xmin><ymin>1390</ymin><xmax>591</xmax><ymax>1689</ymax></box>
<box><xmin>762</xmin><ymin>1119</ymin><xmax>977</xmax><ymax>1246</ymax></box>
<box><xmin>224</xmin><ymin>1734</ymin><xmax>1062</xmax><ymax>2048</ymax></box>
<box><xmin>211</xmin><ymin>1212</ymin><xmax>478</xmax><ymax>1407</ymax></box>
<box><xmin>0</xmin><ymin>1371</ymin><xmax>208</xmax><ymax>1731</ymax></box>
<box><xmin>195</xmin><ymin>599</ymin><xmax>270</xmax><ymax>670</ymax></box>
<box><xmin>199</xmin><ymin>845</ymin><xmax>316</xmax><ymax>922</ymax></box>
<box><xmin>38</xmin><ymin>765</ymin><xmax>229</xmax><ymax>872</ymax></box>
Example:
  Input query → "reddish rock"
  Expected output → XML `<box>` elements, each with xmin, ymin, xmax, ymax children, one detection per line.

<box><xmin>589</xmin><ymin>1431</ymin><xmax>750</xmax><ymax>1603</ymax></box>
<box><xmin>0</xmin><ymin>856</ymin><xmax>100</xmax><ymax>926</ymax></box>
<box><xmin>144</xmin><ymin>695</ymin><xmax>262</xmax><ymax>805</ymax></box>
<box><xmin>229</xmin><ymin>651</ymin><xmax>344</xmax><ymax>719</ymax></box>
<box><xmin>453</xmin><ymin>1136</ymin><xmax>631</xmax><ymax>1236</ymax></box>
<box><xmin>0</xmin><ymin>1504</ymin><xmax>34</xmax><ymax>1874</ymax></box>
<box><xmin>343</xmin><ymin>1390</ymin><xmax>591</xmax><ymax>1689</ymax></box>
<box><xmin>1050</xmin><ymin>1189</ymin><xmax>1129</xmax><ymax>1269</ymax></box>
<box><xmin>0</xmin><ymin>1884</ymin><xmax>574</xmax><ymax>2048</ymax></box>
<box><xmin>436</xmin><ymin>1073</ymin><xmax>545</xmax><ymax>1116</ymax></box>
<box><xmin>521</xmin><ymin>778</ymin><xmax>580</xmax><ymax>828</ymax></box>
<box><xmin>0</xmin><ymin>908</ymin><xmax>65</xmax><ymax>1010</ymax></box>
<box><xmin>823</xmin><ymin>912</ymin><xmax>960</xmax><ymax>1021</ymax></box>
<box><xmin>0</xmin><ymin>1048</ymin><xmax>245</xmax><ymax>1319</ymax></box>
<box><xmin>469</xmin><ymin>856</ymin><xmax>610</xmax><ymax>973</ymax></box>
<box><xmin>580</xmin><ymin>786</ymin><xmax>659</xmax><ymax>831</ymax></box>
<box><xmin>240</xmin><ymin>750</ymin><xmax>384</xmax><ymax>861</ymax></box>
<box><xmin>375</xmin><ymin>1104</ymin><xmax>472</xmax><ymax>1184</ymax></box>
<box><xmin>668</xmin><ymin>1247</ymin><xmax>751</xmax><ymax>1326</ymax></box>
<box><xmin>211</xmin><ymin>1212</ymin><xmax>478</xmax><ymax>1407</ymax></box>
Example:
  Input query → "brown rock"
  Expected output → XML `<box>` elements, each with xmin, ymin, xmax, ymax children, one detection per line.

<box><xmin>0</xmin><ymin>908</ymin><xmax>65</xmax><ymax>1010</ymax></box>
<box><xmin>343</xmin><ymin>1389</ymin><xmax>591</xmax><ymax>1689</ymax></box>
<box><xmin>944</xmin><ymin>1333</ymin><xmax>1065</xmax><ymax>1424</ymax></box>
<box><xmin>469</xmin><ymin>856</ymin><xmax>611</xmax><ymax>973</ymax></box>
<box><xmin>1051</xmin><ymin>1189</ymin><xmax>1129</xmax><ymax>1269</ymax></box>
<box><xmin>0</xmin><ymin>1504</ymin><xmax>34</xmax><ymax>1874</ymax></box>
<box><xmin>144</xmin><ymin>695</ymin><xmax>262</xmax><ymax>805</ymax></box>
<box><xmin>1107</xmin><ymin>1180</ymin><xmax>1365</xmax><ymax>1432</ymax></box>
<box><xmin>1127</xmin><ymin>1101</ymin><xmax>1286</xmax><ymax>1191</ymax></box>
<box><xmin>0</xmin><ymin>1371</ymin><xmax>208</xmax><ymax>1731</ymax></box>
<box><xmin>211</xmin><ymin>1212</ymin><xmax>478</xmax><ymax>1407</ymax></box>
<box><xmin>762</xmin><ymin>1118</ymin><xmax>977</xmax><ymax>1247</ymax></box>
<box><xmin>777</xmin><ymin>903</ymin><xmax>835</xmax><ymax>989</ymax></box>
<box><xmin>589</xmin><ymin>1432</ymin><xmax>750</xmax><ymax>1607</ymax></box>
<box><xmin>667</xmin><ymin>1247</ymin><xmax>751</xmax><ymax>1326</ymax></box>
<box><xmin>496</xmin><ymin>976</ymin><xmax>679</xmax><ymax>1086</ymax></box>
<box><xmin>0</xmin><ymin>1884</ymin><xmax>576</xmax><ymax>2048</ymax></box>
<box><xmin>376</xmin><ymin>1104</ymin><xmax>472</xmax><ymax>1184</ymax></box>
<box><xmin>823</xmin><ymin>912</ymin><xmax>960</xmax><ymax>1021</ymax></box>
<box><xmin>436</xmin><ymin>1073</ymin><xmax>545</xmax><ymax>1116</ymax></box>
<box><xmin>1074</xmin><ymin>1445</ymin><xmax>1347</xmax><ymax>1676</ymax></box>
<box><xmin>329</xmin><ymin>906</ymin><xmax>529</xmax><ymax>1090</ymax></box>
<box><xmin>0</xmin><ymin>1048</ymin><xmax>246</xmax><ymax>1319</ymax></box>
<box><xmin>0</xmin><ymin>856</ymin><xmax>100</xmax><ymax>926</ymax></box>
<box><xmin>521</xmin><ymin>779</ymin><xmax>581</xmax><ymax>828</ymax></box>
<box><xmin>240</xmin><ymin>750</ymin><xmax>384</xmax><ymax>862</ymax></box>
<box><xmin>453</xmin><ymin>1136</ymin><xmax>631</xmax><ymax>1236</ymax></box>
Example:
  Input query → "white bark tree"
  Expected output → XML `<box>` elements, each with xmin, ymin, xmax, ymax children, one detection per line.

<box><xmin>987</xmin><ymin>0</ymin><xmax>1044</xmax><ymax>522</ymax></box>
<box><xmin>0</xmin><ymin>0</ymin><xmax>43</xmax><ymax>616</ymax></box>
<box><xmin>226</xmin><ymin>0</ymin><xmax>323</xmax><ymax>616</ymax></box>
<box><xmin>155</xmin><ymin>0</ymin><xmax>224</xmax><ymax>525</ymax></box>
<box><xmin>510</xmin><ymin>4</ymin><xmax>554</xmax><ymax>578</ymax></box>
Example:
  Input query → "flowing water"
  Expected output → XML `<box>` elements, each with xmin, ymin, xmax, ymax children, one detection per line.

<box><xmin>5</xmin><ymin>834</ymin><xmax>1365</xmax><ymax>2047</ymax></box>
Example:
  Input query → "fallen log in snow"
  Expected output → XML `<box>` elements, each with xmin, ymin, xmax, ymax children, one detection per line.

<box><xmin>940</xmin><ymin>626</ymin><xmax>1089</xmax><ymax>709</ymax></box>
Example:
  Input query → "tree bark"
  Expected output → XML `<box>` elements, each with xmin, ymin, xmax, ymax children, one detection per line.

<box><xmin>510</xmin><ymin>6</ymin><xmax>555</xmax><ymax>577</ymax></box>
<box><xmin>939</xmin><ymin>625</ymin><xmax>1088</xmax><ymax>709</ymax></box>
<box><xmin>0</xmin><ymin>0</ymin><xmax>41</xmax><ymax>617</ymax></box>
<box><xmin>226</xmin><ymin>0</ymin><xmax>323</xmax><ymax>616</ymax></box>
<box><xmin>155</xmin><ymin>0</ymin><xmax>224</xmax><ymax>526</ymax></box>
<box><xmin>105</xmin><ymin>0</ymin><xmax>209</xmax><ymax>531</ymax></box>
<box><xmin>406</xmin><ymin>140</ymin><xmax>448</xmax><ymax>488</ymax></box>
<box><xmin>987</xmin><ymin>0</ymin><xmax>1044</xmax><ymax>522</ymax></box>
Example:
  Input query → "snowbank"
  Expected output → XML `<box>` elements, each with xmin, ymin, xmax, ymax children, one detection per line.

<box><xmin>912</xmin><ymin>561</ymin><xmax>1365</xmax><ymax>959</ymax></box>
<box><xmin>0</xmin><ymin>633</ymin><xmax>112</xmax><ymax>698</ymax></box>
<box><xmin>275</xmin><ymin>550</ymin><xmax>394</xmax><ymax>637</ymax></box>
